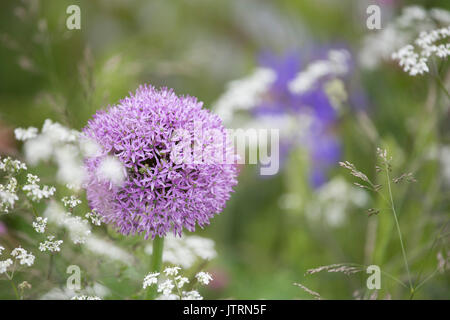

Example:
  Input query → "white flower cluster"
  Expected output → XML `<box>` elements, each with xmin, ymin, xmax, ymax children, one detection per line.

<box><xmin>85</xmin><ymin>209</ymin><xmax>103</xmax><ymax>226</ymax></box>
<box><xmin>22</xmin><ymin>174</ymin><xmax>56</xmax><ymax>202</ymax></box>
<box><xmin>143</xmin><ymin>266</ymin><xmax>212</xmax><ymax>300</ymax></box>
<box><xmin>392</xmin><ymin>26</ymin><xmax>450</xmax><ymax>76</ymax></box>
<box><xmin>288</xmin><ymin>49</ymin><xmax>351</xmax><ymax>94</ymax></box>
<box><xmin>39</xmin><ymin>235</ymin><xmax>63</xmax><ymax>253</ymax></box>
<box><xmin>145</xmin><ymin>234</ymin><xmax>217</xmax><ymax>269</ymax></box>
<box><xmin>0</xmin><ymin>157</ymin><xmax>27</xmax><ymax>174</ymax></box>
<box><xmin>0</xmin><ymin>246</ymin><xmax>13</xmax><ymax>274</ymax></box>
<box><xmin>61</xmin><ymin>195</ymin><xmax>82</xmax><ymax>209</ymax></box>
<box><xmin>32</xmin><ymin>217</ymin><xmax>48</xmax><ymax>233</ymax></box>
<box><xmin>305</xmin><ymin>177</ymin><xmax>369</xmax><ymax>227</ymax></box>
<box><xmin>11</xmin><ymin>247</ymin><xmax>35</xmax><ymax>266</ymax></box>
<box><xmin>195</xmin><ymin>271</ymin><xmax>213</xmax><ymax>285</ymax></box>
<box><xmin>0</xmin><ymin>177</ymin><xmax>18</xmax><ymax>213</ymax></box>
<box><xmin>360</xmin><ymin>6</ymin><xmax>450</xmax><ymax>69</ymax></box>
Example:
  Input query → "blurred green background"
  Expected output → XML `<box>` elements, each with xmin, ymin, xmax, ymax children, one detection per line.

<box><xmin>0</xmin><ymin>0</ymin><xmax>449</xmax><ymax>299</ymax></box>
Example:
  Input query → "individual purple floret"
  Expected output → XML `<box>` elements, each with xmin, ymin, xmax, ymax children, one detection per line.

<box><xmin>82</xmin><ymin>85</ymin><xmax>239</xmax><ymax>239</ymax></box>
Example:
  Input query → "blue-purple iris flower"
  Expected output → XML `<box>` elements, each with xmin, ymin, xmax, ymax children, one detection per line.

<box><xmin>252</xmin><ymin>50</ymin><xmax>344</xmax><ymax>188</ymax></box>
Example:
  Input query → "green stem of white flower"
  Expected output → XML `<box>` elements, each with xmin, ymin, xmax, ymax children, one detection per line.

<box><xmin>385</xmin><ymin>164</ymin><xmax>413</xmax><ymax>293</ymax></box>
<box><xmin>146</xmin><ymin>236</ymin><xmax>164</xmax><ymax>300</ymax></box>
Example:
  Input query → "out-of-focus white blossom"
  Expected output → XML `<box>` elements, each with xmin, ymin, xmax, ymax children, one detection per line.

<box><xmin>14</xmin><ymin>127</ymin><xmax>38</xmax><ymax>141</ymax></box>
<box><xmin>41</xmin><ymin>282</ymin><xmax>110</xmax><ymax>300</ymax></box>
<box><xmin>32</xmin><ymin>217</ymin><xmax>48</xmax><ymax>233</ymax></box>
<box><xmin>213</xmin><ymin>68</ymin><xmax>276</xmax><ymax>124</ymax></box>
<box><xmin>39</xmin><ymin>236</ymin><xmax>63</xmax><ymax>253</ymax></box>
<box><xmin>84</xmin><ymin>235</ymin><xmax>133</xmax><ymax>264</ymax></box>
<box><xmin>305</xmin><ymin>177</ymin><xmax>369</xmax><ymax>227</ymax></box>
<box><xmin>97</xmin><ymin>156</ymin><xmax>126</xmax><ymax>186</ymax></box>
<box><xmin>20</xmin><ymin>120</ymin><xmax>87</xmax><ymax>189</ymax></box>
<box><xmin>288</xmin><ymin>49</ymin><xmax>351</xmax><ymax>94</ymax></box>
<box><xmin>145</xmin><ymin>234</ymin><xmax>217</xmax><ymax>269</ymax></box>
<box><xmin>63</xmin><ymin>215</ymin><xmax>91</xmax><ymax>244</ymax></box>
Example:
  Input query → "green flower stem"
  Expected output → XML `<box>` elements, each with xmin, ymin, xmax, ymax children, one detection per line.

<box><xmin>146</xmin><ymin>236</ymin><xmax>164</xmax><ymax>300</ymax></box>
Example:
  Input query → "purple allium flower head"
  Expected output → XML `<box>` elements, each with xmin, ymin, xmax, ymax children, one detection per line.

<box><xmin>83</xmin><ymin>85</ymin><xmax>239</xmax><ymax>239</ymax></box>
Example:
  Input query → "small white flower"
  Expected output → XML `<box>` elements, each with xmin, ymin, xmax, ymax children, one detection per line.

<box><xmin>85</xmin><ymin>209</ymin><xmax>103</xmax><ymax>226</ymax></box>
<box><xmin>0</xmin><ymin>177</ymin><xmax>19</xmax><ymax>213</ymax></box>
<box><xmin>14</xmin><ymin>127</ymin><xmax>38</xmax><ymax>141</ymax></box>
<box><xmin>0</xmin><ymin>157</ymin><xmax>27</xmax><ymax>174</ymax></box>
<box><xmin>143</xmin><ymin>272</ymin><xmax>160</xmax><ymax>289</ymax></box>
<box><xmin>0</xmin><ymin>246</ymin><xmax>4</xmax><ymax>255</ymax></box>
<box><xmin>32</xmin><ymin>217</ymin><xmax>48</xmax><ymax>233</ymax></box>
<box><xmin>39</xmin><ymin>236</ymin><xmax>63</xmax><ymax>253</ymax></box>
<box><xmin>182</xmin><ymin>290</ymin><xmax>203</xmax><ymax>300</ymax></box>
<box><xmin>11</xmin><ymin>247</ymin><xmax>35</xmax><ymax>266</ymax></box>
<box><xmin>62</xmin><ymin>195</ymin><xmax>82</xmax><ymax>209</ymax></box>
<box><xmin>195</xmin><ymin>271</ymin><xmax>213</xmax><ymax>285</ymax></box>
<box><xmin>157</xmin><ymin>279</ymin><xmax>175</xmax><ymax>296</ymax></box>
<box><xmin>0</xmin><ymin>258</ymin><xmax>13</xmax><ymax>274</ymax></box>
<box><xmin>175</xmin><ymin>276</ymin><xmax>189</xmax><ymax>289</ymax></box>
<box><xmin>22</xmin><ymin>174</ymin><xmax>56</xmax><ymax>202</ymax></box>
<box><xmin>163</xmin><ymin>266</ymin><xmax>181</xmax><ymax>277</ymax></box>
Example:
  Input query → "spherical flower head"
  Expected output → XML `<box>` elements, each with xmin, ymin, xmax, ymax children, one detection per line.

<box><xmin>83</xmin><ymin>85</ymin><xmax>239</xmax><ymax>239</ymax></box>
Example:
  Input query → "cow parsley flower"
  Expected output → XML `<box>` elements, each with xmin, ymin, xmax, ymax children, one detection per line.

<box><xmin>392</xmin><ymin>26</ymin><xmax>450</xmax><ymax>76</ymax></box>
<box><xmin>39</xmin><ymin>236</ymin><xmax>63</xmax><ymax>253</ymax></box>
<box><xmin>0</xmin><ymin>177</ymin><xmax>19</xmax><ymax>213</ymax></box>
<box><xmin>85</xmin><ymin>209</ymin><xmax>103</xmax><ymax>226</ymax></box>
<box><xmin>61</xmin><ymin>195</ymin><xmax>82</xmax><ymax>209</ymax></box>
<box><xmin>83</xmin><ymin>85</ymin><xmax>239</xmax><ymax>239</ymax></box>
<box><xmin>0</xmin><ymin>258</ymin><xmax>13</xmax><ymax>274</ymax></box>
<box><xmin>11</xmin><ymin>247</ymin><xmax>35</xmax><ymax>266</ymax></box>
<box><xmin>22</xmin><ymin>174</ymin><xmax>56</xmax><ymax>202</ymax></box>
<box><xmin>157</xmin><ymin>279</ymin><xmax>175</xmax><ymax>296</ymax></box>
<box><xmin>182</xmin><ymin>290</ymin><xmax>203</xmax><ymax>300</ymax></box>
<box><xmin>143</xmin><ymin>272</ymin><xmax>160</xmax><ymax>289</ymax></box>
<box><xmin>32</xmin><ymin>217</ymin><xmax>48</xmax><ymax>233</ymax></box>
<box><xmin>0</xmin><ymin>157</ymin><xmax>27</xmax><ymax>174</ymax></box>
<box><xmin>164</xmin><ymin>266</ymin><xmax>181</xmax><ymax>277</ymax></box>
<box><xmin>195</xmin><ymin>271</ymin><xmax>213</xmax><ymax>285</ymax></box>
